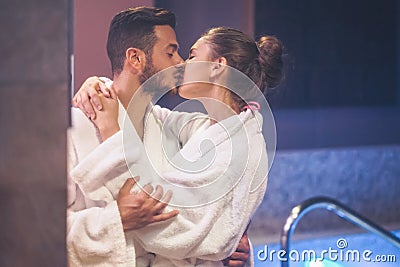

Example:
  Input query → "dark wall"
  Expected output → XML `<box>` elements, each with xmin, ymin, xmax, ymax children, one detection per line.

<box><xmin>0</xmin><ymin>0</ymin><xmax>68</xmax><ymax>266</ymax></box>
<box><xmin>155</xmin><ymin>0</ymin><xmax>254</xmax><ymax>58</ymax></box>
<box><xmin>154</xmin><ymin>0</ymin><xmax>255</xmax><ymax>109</ymax></box>
<box><xmin>256</xmin><ymin>0</ymin><xmax>398</xmax><ymax>109</ymax></box>
<box><xmin>73</xmin><ymin>0</ymin><xmax>153</xmax><ymax>92</ymax></box>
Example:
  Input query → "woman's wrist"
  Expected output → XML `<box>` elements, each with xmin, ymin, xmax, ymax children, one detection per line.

<box><xmin>98</xmin><ymin>123</ymin><xmax>120</xmax><ymax>141</ymax></box>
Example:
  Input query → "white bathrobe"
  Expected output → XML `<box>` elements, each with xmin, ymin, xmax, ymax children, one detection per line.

<box><xmin>68</xmin><ymin>102</ymin><xmax>268</xmax><ymax>266</ymax></box>
<box><xmin>67</xmin><ymin>103</ymin><xmax>208</xmax><ymax>266</ymax></box>
<box><xmin>67</xmin><ymin>104</ymin><xmax>135</xmax><ymax>267</ymax></box>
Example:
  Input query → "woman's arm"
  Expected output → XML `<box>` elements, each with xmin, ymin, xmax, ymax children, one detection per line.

<box><xmin>90</xmin><ymin>89</ymin><xmax>120</xmax><ymax>142</ymax></box>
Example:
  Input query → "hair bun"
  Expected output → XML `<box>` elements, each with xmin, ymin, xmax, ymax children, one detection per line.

<box><xmin>257</xmin><ymin>36</ymin><xmax>284</xmax><ymax>90</ymax></box>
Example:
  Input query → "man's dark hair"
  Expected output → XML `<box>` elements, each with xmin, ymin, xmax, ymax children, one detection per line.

<box><xmin>106</xmin><ymin>7</ymin><xmax>176</xmax><ymax>75</ymax></box>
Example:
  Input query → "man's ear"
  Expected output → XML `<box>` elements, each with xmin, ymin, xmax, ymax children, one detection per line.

<box><xmin>210</xmin><ymin>57</ymin><xmax>227</xmax><ymax>79</ymax></box>
<box><xmin>125</xmin><ymin>48</ymin><xmax>146</xmax><ymax>74</ymax></box>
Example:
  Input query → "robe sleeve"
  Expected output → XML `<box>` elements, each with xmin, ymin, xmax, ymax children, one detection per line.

<box><xmin>66</xmin><ymin>110</ymin><xmax>134</xmax><ymax>266</ymax></box>
<box><xmin>150</xmin><ymin>105</ymin><xmax>208</xmax><ymax>147</ymax></box>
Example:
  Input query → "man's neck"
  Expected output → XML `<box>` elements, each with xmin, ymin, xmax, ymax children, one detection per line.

<box><xmin>113</xmin><ymin>72</ymin><xmax>152</xmax><ymax>140</ymax></box>
<box><xmin>112</xmin><ymin>72</ymin><xmax>140</xmax><ymax>109</ymax></box>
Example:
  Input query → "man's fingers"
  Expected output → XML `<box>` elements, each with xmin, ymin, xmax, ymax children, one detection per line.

<box><xmin>152</xmin><ymin>189</ymin><xmax>173</xmax><ymax>212</ymax></box>
<box><xmin>223</xmin><ymin>259</ymin><xmax>247</xmax><ymax>267</ymax></box>
<box><xmin>235</xmin><ymin>242</ymin><xmax>250</xmax><ymax>253</ymax></box>
<box><xmin>142</xmin><ymin>183</ymin><xmax>154</xmax><ymax>195</ymax></box>
<box><xmin>161</xmin><ymin>190</ymin><xmax>173</xmax><ymax>203</ymax></box>
<box><xmin>152</xmin><ymin>210</ymin><xmax>179</xmax><ymax>222</ymax></box>
<box><xmin>151</xmin><ymin>185</ymin><xmax>164</xmax><ymax>201</ymax></box>
<box><xmin>152</xmin><ymin>199</ymin><xmax>168</xmax><ymax>214</ymax></box>
<box><xmin>236</xmin><ymin>237</ymin><xmax>250</xmax><ymax>253</ymax></box>
<box><xmin>227</xmin><ymin>251</ymin><xmax>249</xmax><ymax>261</ymax></box>
<box><xmin>119</xmin><ymin>178</ymin><xmax>137</xmax><ymax>196</ymax></box>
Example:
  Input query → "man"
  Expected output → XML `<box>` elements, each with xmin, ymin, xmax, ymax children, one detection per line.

<box><xmin>69</xmin><ymin>6</ymin><xmax>250</xmax><ymax>267</ymax></box>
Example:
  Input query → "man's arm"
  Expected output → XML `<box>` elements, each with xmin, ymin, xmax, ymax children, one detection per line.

<box><xmin>116</xmin><ymin>178</ymin><xmax>179</xmax><ymax>231</ymax></box>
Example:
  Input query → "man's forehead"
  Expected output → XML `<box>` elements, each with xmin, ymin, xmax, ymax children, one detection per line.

<box><xmin>154</xmin><ymin>25</ymin><xmax>179</xmax><ymax>48</ymax></box>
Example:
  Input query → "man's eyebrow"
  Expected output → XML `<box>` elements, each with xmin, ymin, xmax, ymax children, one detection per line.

<box><xmin>167</xmin><ymin>43</ymin><xmax>179</xmax><ymax>51</ymax></box>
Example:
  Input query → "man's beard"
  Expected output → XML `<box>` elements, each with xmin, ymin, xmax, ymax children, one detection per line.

<box><xmin>139</xmin><ymin>58</ymin><xmax>180</xmax><ymax>99</ymax></box>
<box><xmin>139</xmin><ymin>57</ymin><xmax>157</xmax><ymax>85</ymax></box>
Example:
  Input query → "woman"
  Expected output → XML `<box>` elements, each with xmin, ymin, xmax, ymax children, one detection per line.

<box><xmin>73</xmin><ymin>27</ymin><xmax>283</xmax><ymax>266</ymax></box>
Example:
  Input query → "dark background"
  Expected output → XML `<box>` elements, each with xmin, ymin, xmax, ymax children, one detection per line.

<box><xmin>256</xmin><ymin>0</ymin><xmax>398</xmax><ymax>109</ymax></box>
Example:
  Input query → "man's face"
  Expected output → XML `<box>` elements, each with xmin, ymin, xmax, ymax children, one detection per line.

<box><xmin>150</xmin><ymin>25</ymin><xmax>183</xmax><ymax>72</ymax></box>
<box><xmin>140</xmin><ymin>25</ymin><xmax>184</xmax><ymax>93</ymax></box>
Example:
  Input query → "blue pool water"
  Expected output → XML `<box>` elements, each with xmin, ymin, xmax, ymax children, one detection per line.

<box><xmin>254</xmin><ymin>230</ymin><xmax>400</xmax><ymax>267</ymax></box>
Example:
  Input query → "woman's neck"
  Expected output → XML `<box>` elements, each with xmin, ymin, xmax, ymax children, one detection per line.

<box><xmin>199</xmin><ymin>86</ymin><xmax>239</xmax><ymax>125</ymax></box>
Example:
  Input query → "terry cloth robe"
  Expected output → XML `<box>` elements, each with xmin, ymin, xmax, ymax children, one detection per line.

<box><xmin>67</xmin><ymin>103</ymin><xmax>204</xmax><ymax>267</ymax></box>
<box><xmin>67</xmin><ymin>104</ymin><xmax>135</xmax><ymax>267</ymax></box>
<box><xmin>70</xmin><ymin>104</ymin><xmax>268</xmax><ymax>267</ymax></box>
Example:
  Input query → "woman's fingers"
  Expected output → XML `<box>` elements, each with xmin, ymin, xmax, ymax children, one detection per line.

<box><xmin>73</xmin><ymin>76</ymin><xmax>112</xmax><ymax>119</ymax></box>
<box><xmin>98</xmin><ymin>80</ymin><xmax>111</xmax><ymax>97</ymax></box>
<box><xmin>87</xmin><ymin>89</ymin><xmax>103</xmax><ymax>113</ymax></box>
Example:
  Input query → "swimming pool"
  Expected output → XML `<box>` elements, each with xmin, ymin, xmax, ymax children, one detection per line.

<box><xmin>254</xmin><ymin>230</ymin><xmax>400</xmax><ymax>267</ymax></box>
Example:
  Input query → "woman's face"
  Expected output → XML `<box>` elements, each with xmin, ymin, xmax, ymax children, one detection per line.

<box><xmin>178</xmin><ymin>37</ymin><xmax>216</xmax><ymax>99</ymax></box>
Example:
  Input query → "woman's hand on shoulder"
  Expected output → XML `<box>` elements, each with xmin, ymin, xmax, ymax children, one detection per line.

<box><xmin>72</xmin><ymin>76</ymin><xmax>111</xmax><ymax>120</ymax></box>
<box><xmin>91</xmin><ymin>87</ymin><xmax>120</xmax><ymax>141</ymax></box>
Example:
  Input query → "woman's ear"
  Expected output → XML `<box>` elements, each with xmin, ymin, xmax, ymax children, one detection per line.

<box><xmin>125</xmin><ymin>48</ymin><xmax>146</xmax><ymax>74</ymax></box>
<box><xmin>210</xmin><ymin>56</ymin><xmax>227</xmax><ymax>79</ymax></box>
